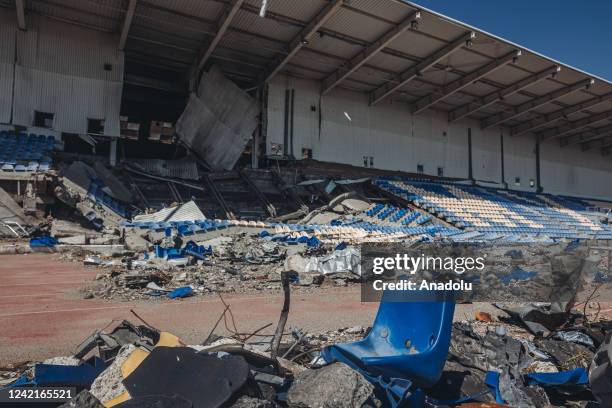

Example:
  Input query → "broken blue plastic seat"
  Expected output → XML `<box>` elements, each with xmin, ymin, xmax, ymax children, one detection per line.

<box><xmin>182</xmin><ymin>241</ymin><xmax>212</xmax><ymax>259</ymax></box>
<box><xmin>33</xmin><ymin>356</ymin><xmax>105</xmax><ymax>388</ymax></box>
<box><xmin>524</xmin><ymin>368</ymin><xmax>588</xmax><ymax>387</ymax></box>
<box><xmin>482</xmin><ymin>368</ymin><xmax>588</xmax><ymax>405</ymax></box>
<box><xmin>307</xmin><ymin>236</ymin><xmax>321</xmax><ymax>247</ymax></box>
<box><xmin>1</xmin><ymin>357</ymin><xmax>106</xmax><ymax>391</ymax></box>
<box><xmin>321</xmin><ymin>290</ymin><xmax>455</xmax><ymax>406</ymax></box>
<box><xmin>167</xmin><ymin>286</ymin><xmax>193</xmax><ymax>299</ymax></box>
<box><xmin>30</xmin><ymin>236</ymin><xmax>58</xmax><ymax>248</ymax></box>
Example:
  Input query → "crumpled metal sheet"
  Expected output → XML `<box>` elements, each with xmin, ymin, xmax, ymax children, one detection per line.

<box><xmin>449</xmin><ymin>323</ymin><xmax>523</xmax><ymax>374</ymax></box>
<box><xmin>534</xmin><ymin>339</ymin><xmax>594</xmax><ymax>370</ymax></box>
<box><xmin>176</xmin><ymin>66</ymin><xmax>259</xmax><ymax>171</ymax></box>
<box><xmin>552</xmin><ymin>330</ymin><xmax>595</xmax><ymax>349</ymax></box>
<box><xmin>285</xmin><ymin>247</ymin><xmax>361</xmax><ymax>276</ymax></box>
<box><xmin>447</xmin><ymin>323</ymin><xmax>557</xmax><ymax>407</ymax></box>
<box><xmin>494</xmin><ymin>302</ymin><xmax>570</xmax><ymax>337</ymax></box>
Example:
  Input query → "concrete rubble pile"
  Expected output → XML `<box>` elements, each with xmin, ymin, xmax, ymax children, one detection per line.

<box><xmin>1</xmin><ymin>300</ymin><xmax>611</xmax><ymax>407</ymax></box>
<box><xmin>72</xmin><ymin>225</ymin><xmax>366</xmax><ymax>300</ymax></box>
<box><xmin>3</xmin><ymin>157</ymin><xmax>612</xmax><ymax>406</ymax></box>
<box><xmin>0</xmin><ymin>315</ymin><xmax>370</xmax><ymax>407</ymax></box>
<box><xmin>26</xmin><ymin>187</ymin><xmax>387</xmax><ymax>300</ymax></box>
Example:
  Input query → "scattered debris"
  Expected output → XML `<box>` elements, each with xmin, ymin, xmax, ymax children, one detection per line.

<box><xmin>475</xmin><ymin>312</ymin><xmax>493</xmax><ymax>323</ymax></box>
<box><xmin>590</xmin><ymin>333</ymin><xmax>612</xmax><ymax>407</ymax></box>
<box><xmin>0</xmin><ymin>133</ymin><xmax>612</xmax><ymax>407</ymax></box>
<box><xmin>58</xmin><ymin>390</ymin><xmax>104</xmax><ymax>408</ymax></box>
<box><xmin>287</xmin><ymin>363</ymin><xmax>374</xmax><ymax>408</ymax></box>
<box><xmin>3</xmin><ymin>294</ymin><xmax>612</xmax><ymax>408</ymax></box>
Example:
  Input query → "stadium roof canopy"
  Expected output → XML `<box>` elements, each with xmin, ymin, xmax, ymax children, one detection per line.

<box><xmin>4</xmin><ymin>0</ymin><xmax>612</xmax><ymax>153</ymax></box>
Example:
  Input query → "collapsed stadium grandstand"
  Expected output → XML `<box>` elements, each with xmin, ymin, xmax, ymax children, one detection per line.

<box><xmin>2</xmin><ymin>1</ymin><xmax>612</xmax><ymax>407</ymax></box>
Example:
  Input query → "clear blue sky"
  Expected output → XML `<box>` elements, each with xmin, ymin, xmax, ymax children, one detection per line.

<box><xmin>410</xmin><ymin>0</ymin><xmax>612</xmax><ymax>81</ymax></box>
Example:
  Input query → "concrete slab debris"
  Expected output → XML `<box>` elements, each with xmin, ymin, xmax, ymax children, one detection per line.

<box><xmin>287</xmin><ymin>362</ymin><xmax>374</xmax><ymax>408</ymax></box>
<box><xmin>58</xmin><ymin>390</ymin><xmax>104</xmax><ymax>408</ymax></box>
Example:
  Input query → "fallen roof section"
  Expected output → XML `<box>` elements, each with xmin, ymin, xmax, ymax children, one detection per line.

<box><xmin>132</xmin><ymin>201</ymin><xmax>206</xmax><ymax>223</ymax></box>
<box><xmin>176</xmin><ymin>66</ymin><xmax>260</xmax><ymax>171</ymax></box>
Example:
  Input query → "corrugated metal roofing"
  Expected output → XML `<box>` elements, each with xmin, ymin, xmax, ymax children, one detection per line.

<box><xmin>27</xmin><ymin>0</ymin><xmax>122</xmax><ymax>32</ymax></box>
<box><xmin>143</xmin><ymin>0</ymin><xmax>225</xmax><ymax>21</ymax></box>
<box><xmin>130</xmin><ymin>159</ymin><xmax>200</xmax><ymax>180</ymax></box>
<box><xmin>255</xmin><ymin>0</ymin><xmax>328</xmax><ymax>22</ymax></box>
<box><xmin>133</xmin><ymin>200</ymin><xmax>206</xmax><ymax>222</ymax></box>
<box><xmin>3</xmin><ymin>0</ymin><xmax>611</xmax><ymax>146</ymax></box>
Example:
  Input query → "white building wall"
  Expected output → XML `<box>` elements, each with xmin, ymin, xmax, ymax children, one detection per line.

<box><xmin>0</xmin><ymin>11</ymin><xmax>16</xmax><ymax>124</ymax></box>
<box><xmin>268</xmin><ymin>75</ymin><xmax>470</xmax><ymax>178</ymax></box>
<box><xmin>469</xmin><ymin>124</ymin><xmax>502</xmax><ymax>183</ymax></box>
<box><xmin>13</xmin><ymin>67</ymin><xmax>123</xmax><ymax>135</ymax></box>
<box><xmin>503</xmin><ymin>133</ymin><xmax>538</xmax><ymax>192</ymax></box>
<box><xmin>267</xmin><ymin>75</ymin><xmax>612</xmax><ymax>200</ymax></box>
<box><xmin>541</xmin><ymin>140</ymin><xmax>612</xmax><ymax>200</ymax></box>
<box><xmin>0</xmin><ymin>9</ymin><xmax>123</xmax><ymax>135</ymax></box>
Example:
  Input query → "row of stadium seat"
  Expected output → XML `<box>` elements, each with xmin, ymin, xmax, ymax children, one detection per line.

<box><xmin>87</xmin><ymin>180</ymin><xmax>130</xmax><ymax>218</ymax></box>
<box><xmin>375</xmin><ymin>177</ymin><xmax>612</xmax><ymax>240</ymax></box>
<box><xmin>123</xmin><ymin>218</ymin><xmax>456</xmax><ymax>244</ymax></box>
<box><xmin>0</xmin><ymin>131</ymin><xmax>55</xmax><ymax>172</ymax></box>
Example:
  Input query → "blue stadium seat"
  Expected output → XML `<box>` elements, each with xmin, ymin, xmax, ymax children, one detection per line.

<box><xmin>321</xmin><ymin>293</ymin><xmax>455</xmax><ymax>405</ymax></box>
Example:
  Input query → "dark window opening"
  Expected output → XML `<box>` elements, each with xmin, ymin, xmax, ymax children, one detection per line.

<box><xmin>104</xmin><ymin>63</ymin><xmax>113</xmax><ymax>71</ymax></box>
<box><xmin>87</xmin><ymin>118</ymin><xmax>105</xmax><ymax>135</ymax></box>
<box><xmin>515</xmin><ymin>177</ymin><xmax>521</xmax><ymax>186</ymax></box>
<box><xmin>302</xmin><ymin>148</ymin><xmax>312</xmax><ymax>159</ymax></box>
<box><xmin>417</xmin><ymin>164</ymin><xmax>424</xmax><ymax>174</ymax></box>
<box><xmin>363</xmin><ymin>156</ymin><xmax>368</xmax><ymax>167</ymax></box>
<box><xmin>310</xmin><ymin>105</ymin><xmax>317</xmax><ymax>112</ymax></box>
<box><xmin>62</xmin><ymin>132</ymin><xmax>95</xmax><ymax>155</ymax></box>
<box><xmin>437</xmin><ymin>167</ymin><xmax>444</xmax><ymax>177</ymax></box>
<box><xmin>34</xmin><ymin>111</ymin><xmax>54</xmax><ymax>128</ymax></box>
<box><xmin>369</xmin><ymin>156</ymin><xmax>374</xmax><ymax>167</ymax></box>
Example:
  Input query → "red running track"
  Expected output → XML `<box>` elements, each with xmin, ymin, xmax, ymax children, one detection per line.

<box><xmin>0</xmin><ymin>254</ymin><xmax>376</xmax><ymax>365</ymax></box>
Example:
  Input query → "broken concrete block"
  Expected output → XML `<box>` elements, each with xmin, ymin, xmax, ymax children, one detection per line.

<box><xmin>287</xmin><ymin>363</ymin><xmax>374</xmax><ymax>408</ymax></box>
<box><xmin>51</xmin><ymin>219</ymin><xmax>102</xmax><ymax>238</ymax></box>
<box><xmin>58</xmin><ymin>390</ymin><xmax>104</xmax><ymax>408</ymax></box>
<box><xmin>277</xmin><ymin>357</ymin><xmax>307</xmax><ymax>376</ymax></box>
<box><xmin>90</xmin><ymin>344</ymin><xmax>135</xmax><ymax>403</ymax></box>
<box><xmin>58</xmin><ymin>235</ymin><xmax>87</xmax><ymax>245</ymax></box>
<box><xmin>125</xmin><ymin>232</ymin><xmax>150</xmax><ymax>252</ymax></box>
<box><xmin>344</xmin><ymin>326</ymin><xmax>364</xmax><ymax>335</ymax></box>
<box><xmin>42</xmin><ymin>356</ymin><xmax>81</xmax><ymax>366</ymax></box>
<box><xmin>89</xmin><ymin>235</ymin><xmax>120</xmax><ymax>245</ymax></box>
